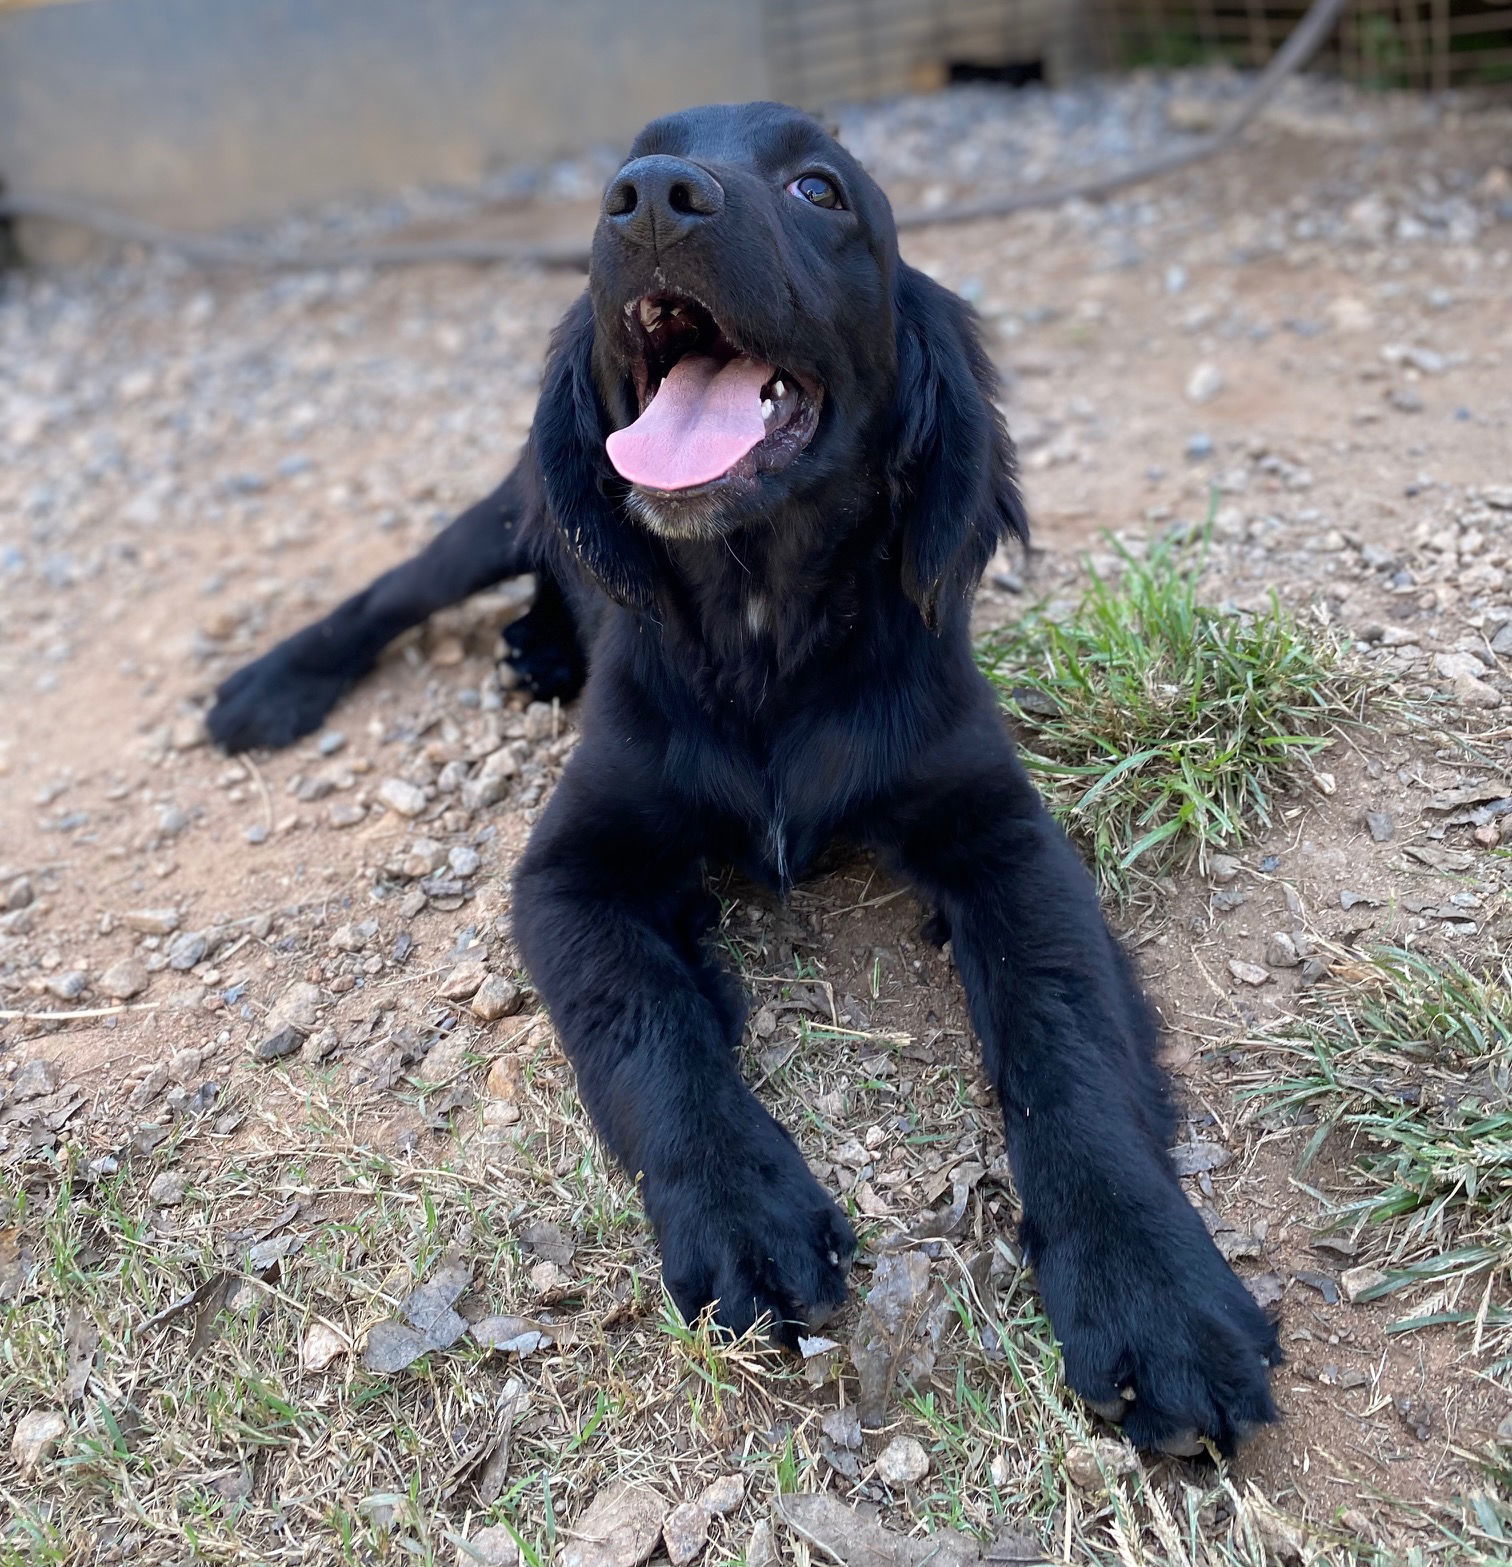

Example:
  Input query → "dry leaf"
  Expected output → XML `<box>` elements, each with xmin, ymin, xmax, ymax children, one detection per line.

<box><xmin>302</xmin><ymin>1321</ymin><xmax>347</xmax><ymax>1371</ymax></box>
<box><xmin>362</xmin><ymin>1319</ymin><xmax>435</xmax><ymax>1373</ymax></box>
<box><xmin>850</xmin><ymin>1250</ymin><xmax>933</xmax><ymax>1427</ymax></box>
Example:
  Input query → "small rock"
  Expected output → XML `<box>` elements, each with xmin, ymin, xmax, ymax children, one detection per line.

<box><xmin>1435</xmin><ymin>651</ymin><xmax>1485</xmax><ymax>682</ymax></box>
<box><xmin>697</xmin><ymin>1474</ymin><xmax>744</xmax><ymax>1515</ymax></box>
<box><xmin>485</xmin><ymin>1055</ymin><xmax>524</xmax><ymax>1101</ymax></box>
<box><xmin>5</xmin><ymin>876</ymin><xmax>35</xmax><ymax>911</ymax></box>
<box><xmin>166</xmin><ymin>930</ymin><xmax>209</xmax><ymax>971</ymax></box>
<box><xmin>1341</xmin><ymin>1265</ymin><xmax>1389</xmax><ymax>1303</ymax></box>
<box><xmin>448</xmin><ymin>845</ymin><xmax>482</xmax><ymax>878</ymax></box>
<box><xmin>876</xmin><ymin>1434</ymin><xmax>930</xmax><ymax>1486</ymax></box>
<box><xmin>99</xmin><ymin>958</ymin><xmax>148</xmax><ymax>1000</ymax></box>
<box><xmin>1064</xmin><ymin>1437</ymin><xmax>1136</xmax><ymax>1489</ymax></box>
<box><xmin>128</xmin><ymin>1063</ymin><xmax>170</xmax><ymax>1109</ymax></box>
<box><xmin>1185</xmin><ymin>362</ymin><xmax>1224</xmax><ymax>405</ymax></box>
<box><xmin>1264</xmin><ymin>933</ymin><xmax>1301</xmax><ymax>969</ymax></box>
<box><xmin>328</xmin><ymin>802</ymin><xmax>366</xmax><ymax>829</ymax></box>
<box><xmin>11</xmin><ymin>1058</ymin><xmax>62</xmax><ymax>1101</ymax></box>
<box><xmin>1454</xmin><ymin>671</ymin><xmax>1502</xmax><ymax>709</ymax></box>
<box><xmin>438</xmin><ymin>961</ymin><xmax>488</xmax><ymax>1002</ymax></box>
<box><xmin>560</xmin><ymin>1480</ymin><xmax>669</xmax><ymax>1567</ymax></box>
<box><xmin>457</xmin><ymin>1525</ymin><xmax>520</xmax><ymax>1567</ymax></box>
<box><xmin>1364</xmin><ymin>810</ymin><xmax>1394</xmax><ymax>843</ymax></box>
<box><xmin>255</xmin><ymin>1026</ymin><xmax>303</xmax><ymax>1062</ymax></box>
<box><xmin>1393</xmin><ymin>1393</ymin><xmax>1432</xmax><ymax>1441</ymax></box>
<box><xmin>45</xmin><ymin>970</ymin><xmax>88</xmax><ymax>1002</ymax></box>
<box><xmin>1208</xmin><ymin>854</ymin><xmax>1242</xmax><ymax>884</ymax></box>
<box><xmin>1228</xmin><ymin>959</ymin><xmax>1270</xmax><ymax>987</ymax></box>
<box><xmin>1299</xmin><ymin>956</ymin><xmax>1329</xmax><ymax>987</ymax></box>
<box><xmin>522</xmin><ymin>702</ymin><xmax>556</xmax><ymax>741</ymax></box>
<box><xmin>10</xmin><ymin>1409</ymin><xmax>66</xmax><ymax>1477</ymax></box>
<box><xmin>662</xmin><ymin>1502</ymin><xmax>711</xmax><ymax>1566</ymax></box>
<box><xmin>122</xmin><ymin>907</ymin><xmax>179</xmax><ymax>935</ymax></box>
<box><xmin>472</xmin><ymin>975</ymin><xmax>522</xmax><ymax>1021</ymax></box>
<box><xmin>378</xmin><ymin>778</ymin><xmax>428</xmax><ymax>818</ymax></box>
<box><xmin>147</xmin><ymin>1171</ymin><xmax>187</xmax><ymax>1206</ymax></box>
<box><xmin>267</xmin><ymin>980</ymin><xmax>323</xmax><ymax>1034</ymax></box>
<box><xmin>463</xmin><ymin>775</ymin><xmax>510</xmax><ymax>811</ymax></box>
<box><xmin>331</xmin><ymin>921</ymin><xmax>375</xmax><ymax>953</ymax></box>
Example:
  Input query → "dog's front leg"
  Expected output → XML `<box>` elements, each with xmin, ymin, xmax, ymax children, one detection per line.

<box><xmin>513</xmin><ymin>752</ymin><xmax>855</xmax><ymax>1344</ymax></box>
<box><xmin>881</xmin><ymin>739</ymin><xmax>1279</xmax><ymax>1455</ymax></box>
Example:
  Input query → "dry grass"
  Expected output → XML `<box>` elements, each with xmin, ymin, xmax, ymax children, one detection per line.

<box><xmin>5</xmin><ymin>889</ymin><xmax>1507</xmax><ymax>1566</ymax></box>
<box><xmin>1250</xmin><ymin>945</ymin><xmax>1512</xmax><ymax>1366</ymax></box>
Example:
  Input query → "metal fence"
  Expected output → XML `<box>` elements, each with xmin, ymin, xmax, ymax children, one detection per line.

<box><xmin>1107</xmin><ymin>1</ymin><xmax>1512</xmax><ymax>90</ymax></box>
<box><xmin>763</xmin><ymin>0</ymin><xmax>1512</xmax><ymax>103</ymax></box>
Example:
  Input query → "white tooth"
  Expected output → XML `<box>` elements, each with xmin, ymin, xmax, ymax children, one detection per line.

<box><xmin>771</xmin><ymin>378</ymin><xmax>787</xmax><ymax>399</ymax></box>
<box><xmin>760</xmin><ymin>398</ymin><xmax>775</xmax><ymax>421</ymax></box>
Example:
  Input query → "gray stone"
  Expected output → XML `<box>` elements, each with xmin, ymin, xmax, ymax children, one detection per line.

<box><xmin>255</xmin><ymin>1026</ymin><xmax>303</xmax><ymax>1062</ymax></box>
<box><xmin>1364</xmin><ymin>810</ymin><xmax>1394</xmax><ymax>842</ymax></box>
<box><xmin>471</xmin><ymin>975</ymin><xmax>522</xmax><ymax>1021</ymax></box>
<box><xmin>876</xmin><ymin>1434</ymin><xmax>930</xmax><ymax>1486</ymax></box>
<box><xmin>378</xmin><ymin>778</ymin><xmax>428</xmax><ymax>818</ymax></box>
<box><xmin>11</xmin><ymin>1058</ymin><xmax>62</xmax><ymax>1101</ymax></box>
<box><xmin>100</xmin><ymin>958</ymin><xmax>149</xmax><ymax>1000</ymax></box>
<box><xmin>166</xmin><ymin>930</ymin><xmax>209</xmax><ymax>970</ymax></box>
<box><xmin>1264</xmin><ymin>932</ymin><xmax>1301</xmax><ymax>968</ymax></box>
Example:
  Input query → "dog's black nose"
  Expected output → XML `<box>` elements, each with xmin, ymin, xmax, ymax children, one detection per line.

<box><xmin>603</xmin><ymin>156</ymin><xmax>724</xmax><ymax>249</ymax></box>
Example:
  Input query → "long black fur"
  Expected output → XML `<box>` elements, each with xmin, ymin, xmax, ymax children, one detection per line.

<box><xmin>208</xmin><ymin>102</ymin><xmax>1278</xmax><ymax>1455</ymax></box>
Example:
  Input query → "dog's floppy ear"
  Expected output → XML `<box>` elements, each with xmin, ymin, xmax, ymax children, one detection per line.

<box><xmin>530</xmin><ymin>293</ymin><xmax>659</xmax><ymax>611</ymax></box>
<box><xmin>888</xmin><ymin>263</ymin><xmax>1027</xmax><ymax>629</ymax></box>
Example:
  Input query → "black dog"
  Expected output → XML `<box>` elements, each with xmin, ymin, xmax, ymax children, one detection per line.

<box><xmin>209</xmin><ymin>102</ymin><xmax>1278</xmax><ymax>1455</ymax></box>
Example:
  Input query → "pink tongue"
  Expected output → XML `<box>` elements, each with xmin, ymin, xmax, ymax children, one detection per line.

<box><xmin>606</xmin><ymin>355</ymin><xmax>772</xmax><ymax>490</ymax></box>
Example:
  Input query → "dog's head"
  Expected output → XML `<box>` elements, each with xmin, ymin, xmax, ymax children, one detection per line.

<box><xmin>531</xmin><ymin>101</ymin><xmax>1024</xmax><ymax>626</ymax></box>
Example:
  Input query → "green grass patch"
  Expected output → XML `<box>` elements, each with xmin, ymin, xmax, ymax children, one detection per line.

<box><xmin>978</xmin><ymin>532</ymin><xmax>1375</xmax><ymax>896</ymax></box>
<box><xmin>1254</xmin><ymin>946</ymin><xmax>1512</xmax><ymax>1349</ymax></box>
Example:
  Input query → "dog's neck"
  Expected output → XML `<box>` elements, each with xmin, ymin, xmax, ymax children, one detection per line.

<box><xmin>645</xmin><ymin>483</ymin><xmax>902</xmax><ymax>713</ymax></box>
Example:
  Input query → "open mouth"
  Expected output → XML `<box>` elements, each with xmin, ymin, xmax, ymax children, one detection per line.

<box><xmin>605</xmin><ymin>294</ymin><xmax>821</xmax><ymax>495</ymax></box>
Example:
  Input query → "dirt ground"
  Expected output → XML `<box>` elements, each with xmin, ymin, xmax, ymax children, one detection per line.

<box><xmin>3</xmin><ymin>76</ymin><xmax>1512</xmax><ymax>1566</ymax></box>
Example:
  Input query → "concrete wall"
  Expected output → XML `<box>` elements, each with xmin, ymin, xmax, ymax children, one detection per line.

<box><xmin>0</xmin><ymin>0</ymin><xmax>771</xmax><ymax>228</ymax></box>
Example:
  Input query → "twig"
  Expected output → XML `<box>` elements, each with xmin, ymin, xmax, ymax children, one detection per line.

<box><xmin>0</xmin><ymin>0</ymin><xmax>1349</xmax><ymax>271</ymax></box>
<box><xmin>241</xmin><ymin>753</ymin><xmax>274</xmax><ymax>834</ymax></box>
<box><xmin>0</xmin><ymin>1001</ymin><xmax>161</xmax><ymax>1022</ymax></box>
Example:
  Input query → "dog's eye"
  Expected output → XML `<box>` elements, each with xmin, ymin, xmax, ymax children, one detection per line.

<box><xmin>788</xmin><ymin>174</ymin><xmax>843</xmax><ymax>210</ymax></box>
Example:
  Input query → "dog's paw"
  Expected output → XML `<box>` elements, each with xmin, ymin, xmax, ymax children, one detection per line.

<box><xmin>501</xmin><ymin>610</ymin><xmax>585</xmax><ymax>703</ymax></box>
<box><xmin>647</xmin><ymin>1112</ymin><xmax>856</xmax><ymax>1349</ymax></box>
<box><xmin>207</xmin><ymin>649</ymin><xmax>354</xmax><ymax>752</ymax></box>
<box><xmin>1031</xmin><ymin>1183</ymin><xmax>1280</xmax><ymax>1457</ymax></box>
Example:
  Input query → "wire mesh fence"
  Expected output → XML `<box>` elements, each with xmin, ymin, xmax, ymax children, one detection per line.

<box><xmin>762</xmin><ymin>0</ymin><xmax>1512</xmax><ymax>105</ymax></box>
